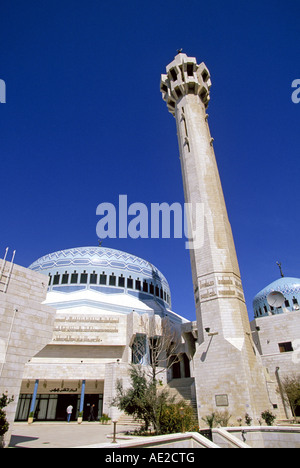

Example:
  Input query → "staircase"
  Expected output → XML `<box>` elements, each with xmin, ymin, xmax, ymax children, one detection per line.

<box><xmin>163</xmin><ymin>377</ymin><xmax>198</xmax><ymax>425</ymax></box>
<box><xmin>117</xmin><ymin>414</ymin><xmax>144</xmax><ymax>427</ymax></box>
<box><xmin>118</xmin><ymin>378</ymin><xmax>198</xmax><ymax>428</ymax></box>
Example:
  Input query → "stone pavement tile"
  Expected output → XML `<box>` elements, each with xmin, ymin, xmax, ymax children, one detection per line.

<box><xmin>9</xmin><ymin>422</ymin><xmax>137</xmax><ymax>448</ymax></box>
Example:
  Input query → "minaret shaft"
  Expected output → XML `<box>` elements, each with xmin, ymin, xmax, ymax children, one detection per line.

<box><xmin>161</xmin><ymin>53</ymin><xmax>273</xmax><ymax>423</ymax></box>
<box><xmin>176</xmin><ymin>94</ymin><xmax>240</xmax><ymax>276</ymax></box>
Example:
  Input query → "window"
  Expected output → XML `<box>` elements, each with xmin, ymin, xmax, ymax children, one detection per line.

<box><xmin>188</xmin><ymin>83</ymin><xmax>195</xmax><ymax>94</ymax></box>
<box><xmin>71</xmin><ymin>272</ymin><xmax>78</xmax><ymax>284</ymax></box>
<box><xmin>175</xmin><ymin>87</ymin><xmax>182</xmax><ymax>98</ymax></box>
<box><xmin>90</xmin><ymin>272</ymin><xmax>97</xmax><ymax>284</ymax></box>
<box><xmin>135</xmin><ymin>279</ymin><xmax>141</xmax><ymax>291</ymax></box>
<box><xmin>62</xmin><ymin>272</ymin><xmax>69</xmax><ymax>284</ymax></box>
<box><xmin>118</xmin><ymin>276</ymin><xmax>125</xmax><ymax>287</ymax></box>
<box><xmin>53</xmin><ymin>273</ymin><xmax>60</xmax><ymax>285</ymax></box>
<box><xmin>100</xmin><ymin>273</ymin><xmax>107</xmax><ymax>285</ymax></box>
<box><xmin>150</xmin><ymin>283</ymin><xmax>154</xmax><ymax>295</ymax></box>
<box><xmin>200</xmin><ymin>90</ymin><xmax>207</xmax><ymax>102</ymax></box>
<box><xmin>143</xmin><ymin>281</ymin><xmax>148</xmax><ymax>293</ymax></box>
<box><xmin>279</xmin><ymin>342</ymin><xmax>294</xmax><ymax>353</ymax></box>
<box><xmin>285</xmin><ymin>300</ymin><xmax>290</xmax><ymax>307</ymax></box>
<box><xmin>80</xmin><ymin>271</ymin><xmax>88</xmax><ymax>284</ymax></box>
<box><xmin>127</xmin><ymin>277</ymin><xmax>133</xmax><ymax>289</ymax></box>
<box><xmin>293</xmin><ymin>297</ymin><xmax>298</xmax><ymax>305</ymax></box>
<box><xmin>202</xmin><ymin>70</ymin><xmax>209</xmax><ymax>81</ymax></box>
<box><xmin>187</xmin><ymin>63</ymin><xmax>194</xmax><ymax>76</ymax></box>
<box><xmin>48</xmin><ymin>275</ymin><xmax>52</xmax><ymax>286</ymax></box>
<box><xmin>155</xmin><ymin>286</ymin><xmax>159</xmax><ymax>297</ymax></box>
<box><xmin>170</xmin><ymin>68</ymin><xmax>177</xmax><ymax>81</ymax></box>
<box><xmin>109</xmin><ymin>274</ymin><xmax>116</xmax><ymax>286</ymax></box>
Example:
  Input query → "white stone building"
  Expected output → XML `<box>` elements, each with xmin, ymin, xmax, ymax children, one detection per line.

<box><xmin>251</xmin><ymin>276</ymin><xmax>300</xmax><ymax>418</ymax></box>
<box><xmin>16</xmin><ymin>246</ymin><xmax>190</xmax><ymax>422</ymax></box>
<box><xmin>0</xmin><ymin>253</ymin><xmax>56</xmax><ymax>445</ymax></box>
<box><xmin>6</xmin><ymin>52</ymin><xmax>299</xmax><ymax>430</ymax></box>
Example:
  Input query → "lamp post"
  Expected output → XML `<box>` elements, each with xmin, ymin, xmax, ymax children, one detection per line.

<box><xmin>179</xmin><ymin>406</ymin><xmax>185</xmax><ymax>433</ymax></box>
<box><xmin>112</xmin><ymin>419</ymin><xmax>118</xmax><ymax>444</ymax></box>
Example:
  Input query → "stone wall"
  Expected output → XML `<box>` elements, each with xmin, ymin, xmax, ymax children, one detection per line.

<box><xmin>0</xmin><ymin>259</ymin><xmax>56</xmax><ymax>446</ymax></box>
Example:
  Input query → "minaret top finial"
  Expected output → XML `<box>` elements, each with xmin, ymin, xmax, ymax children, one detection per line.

<box><xmin>176</xmin><ymin>48</ymin><xmax>183</xmax><ymax>55</ymax></box>
<box><xmin>276</xmin><ymin>261</ymin><xmax>284</xmax><ymax>278</ymax></box>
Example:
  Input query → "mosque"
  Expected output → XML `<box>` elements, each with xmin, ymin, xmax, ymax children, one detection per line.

<box><xmin>9</xmin><ymin>245</ymin><xmax>299</xmax><ymax>423</ymax></box>
<box><xmin>14</xmin><ymin>246</ymin><xmax>192</xmax><ymax>422</ymax></box>
<box><xmin>1</xmin><ymin>52</ymin><xmax>299</xmax><ymax>439</ymax></box>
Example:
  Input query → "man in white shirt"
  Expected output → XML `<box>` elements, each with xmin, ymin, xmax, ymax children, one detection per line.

<box><xmin>66</xmin><ymin>405</ymin><xmax>73</xmax><ymax>423</ymax></box>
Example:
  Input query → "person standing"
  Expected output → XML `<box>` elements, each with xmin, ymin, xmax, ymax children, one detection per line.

<box><xmin>66</xmin><ymin>404</ymin><xmax>73</xmax><ymax>423</ymax></box>
<box><xmin>88</xmin><ymin>404</ymin><xmax>96</xmax><ymax>422</ymax></box>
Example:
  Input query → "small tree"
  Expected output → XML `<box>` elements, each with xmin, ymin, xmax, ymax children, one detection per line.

<box><xmin>280</xmin><ymin>374</ymin><xmax>300</xmax><ymax>419</ymax></box>
<box><xmin>112</xmin><ymin>364</ymin><xmax>173</xmax><ymax>434</ymax></box>
<box><xmin>245</xmin><ymin>413</ymin><xmax>252</xmax><ymax>426</ymax></box>
<box><xmin>202</xmin><ymin>410</ymin><xmax>231</xmax><ymax>428</ymax></box>
<box><xmin>0</xmin><ymin>393</ymin><xmax>14</xmax><ymax>441</ymax></box>
<box><xmin>202</xmin><ymin>412</ymin><xmax>216</xmax><ymax>429</ymax></box>
<box><xmin>261</xmin><ymin>410</ymin><xmax>276</xmax><ymax>426</ymax></box>
<box><xmin>131</xmin><ymin>315</ymin><xmax>182</xmax><ymax>385</ymax></box>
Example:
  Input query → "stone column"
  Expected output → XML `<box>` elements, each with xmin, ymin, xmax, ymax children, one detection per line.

<box><xmin>161</xmin><ymin>53</ymin><xmax>273</xmax><ymax>424</ymax></box>
<box><xmin>29</xmin><ymin>379</ymin><xmax>39</xmax><ymax>417</ymax></box>
<box><xmin>79</xmin><ymin>379</ymin><xmax>86</xmax><ymax>415</ymax></box>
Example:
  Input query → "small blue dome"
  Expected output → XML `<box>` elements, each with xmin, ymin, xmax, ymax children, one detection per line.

<box><xmin>253</xmin><ymin>277</ymin><xmax>300</xmax><ymax>317</ymax></box>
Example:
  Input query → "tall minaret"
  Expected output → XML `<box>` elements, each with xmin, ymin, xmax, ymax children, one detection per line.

<box><xmin>161</xmin><ymin>53</ymin><xmax>274</xmax><ymax>423</ymax></box>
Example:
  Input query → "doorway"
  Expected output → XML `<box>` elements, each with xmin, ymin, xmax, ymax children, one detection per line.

<box><xmin>56</xmin><ymin>394</ymin><xmax>79</xmax><ymax>421</ymax></box>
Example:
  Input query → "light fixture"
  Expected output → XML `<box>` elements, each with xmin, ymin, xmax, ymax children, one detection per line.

<box><xmin>112</xmin><ymin>419</ymin><xmax>118</xmax><ymax>444</ymax></box>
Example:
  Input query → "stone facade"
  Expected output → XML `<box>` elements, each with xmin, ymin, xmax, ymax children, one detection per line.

<box><xmin>251</xmin><ymin>307</ymin><xmax>300</xmax><ymax>418</ymax></box>
<box><xmin>14</xmin><ymin>247</ymin><xmax>190</xmax><ymax>424</ymax></box>
<box><xmin>0</xmin><ymin>258</ymin><xmax>56</xmax><ymax>446</ymax></box>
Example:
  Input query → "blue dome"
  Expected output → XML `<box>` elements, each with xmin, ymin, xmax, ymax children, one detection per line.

<box><xmin>28</xmin><ymin>246</ymin><xmax>172</xmax><ymax>308</ymax></box>
<box><xmin>253</xmin><ymin>277</ymin><xmax>300</xmax><ymax>317</ymax></box>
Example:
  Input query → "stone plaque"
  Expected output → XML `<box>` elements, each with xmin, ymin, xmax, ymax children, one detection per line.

<box><xmin>215</xmin><ymin>394</ymin><xmax>229</xmax><ymax>407</ymax></box>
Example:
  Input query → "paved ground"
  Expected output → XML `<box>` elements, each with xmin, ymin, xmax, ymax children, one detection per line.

<box><xmin>9</xmin><ymin>422</ymin><xmax>137</xmax><ymax>448</ymax></box>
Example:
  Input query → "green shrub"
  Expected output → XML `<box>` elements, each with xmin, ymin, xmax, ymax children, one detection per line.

<box><xmin>261</xmin><ymin>410</ymin><xmax>276</xmax><ymax>426</ymax></box>
<box><xmin>0</xmin><ymin>393</ymin><xmax>14</xmax><ymax>437</ymax></box>
<box><xmin>159</xmin><ymin>402</ymin><xmax>194</xmax><ymax>434</ymax></box>
<box><xmin>100</xmin><ymin>413</ymin><xmax>111</xmax><ymax>424</ymax></box>
<box><xmin>202</xmin><ymin>410</ymin><xmax>231</xmax><ymax>428</ymax></box>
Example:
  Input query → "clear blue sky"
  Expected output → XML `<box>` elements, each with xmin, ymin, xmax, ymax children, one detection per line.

<box><xmin>0</xmin><ymin>0</ymin><xmax>299</xmax><ymax>321</ymax></box>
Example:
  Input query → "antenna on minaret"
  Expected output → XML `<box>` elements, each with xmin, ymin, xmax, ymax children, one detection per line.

<box><xmin>276</xmin><ymin>261</ymin><xmax>284</xmax><ymax>278</ymax></box>
<box><xmin>98</xmin><ymin>239</ymin><xmax>103</xmax><ymax>247</ymax></box>
<box><xmin>177</xmin><ymin>48</ymin><xmax>183</xmax><ymax>54</ymax></box>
